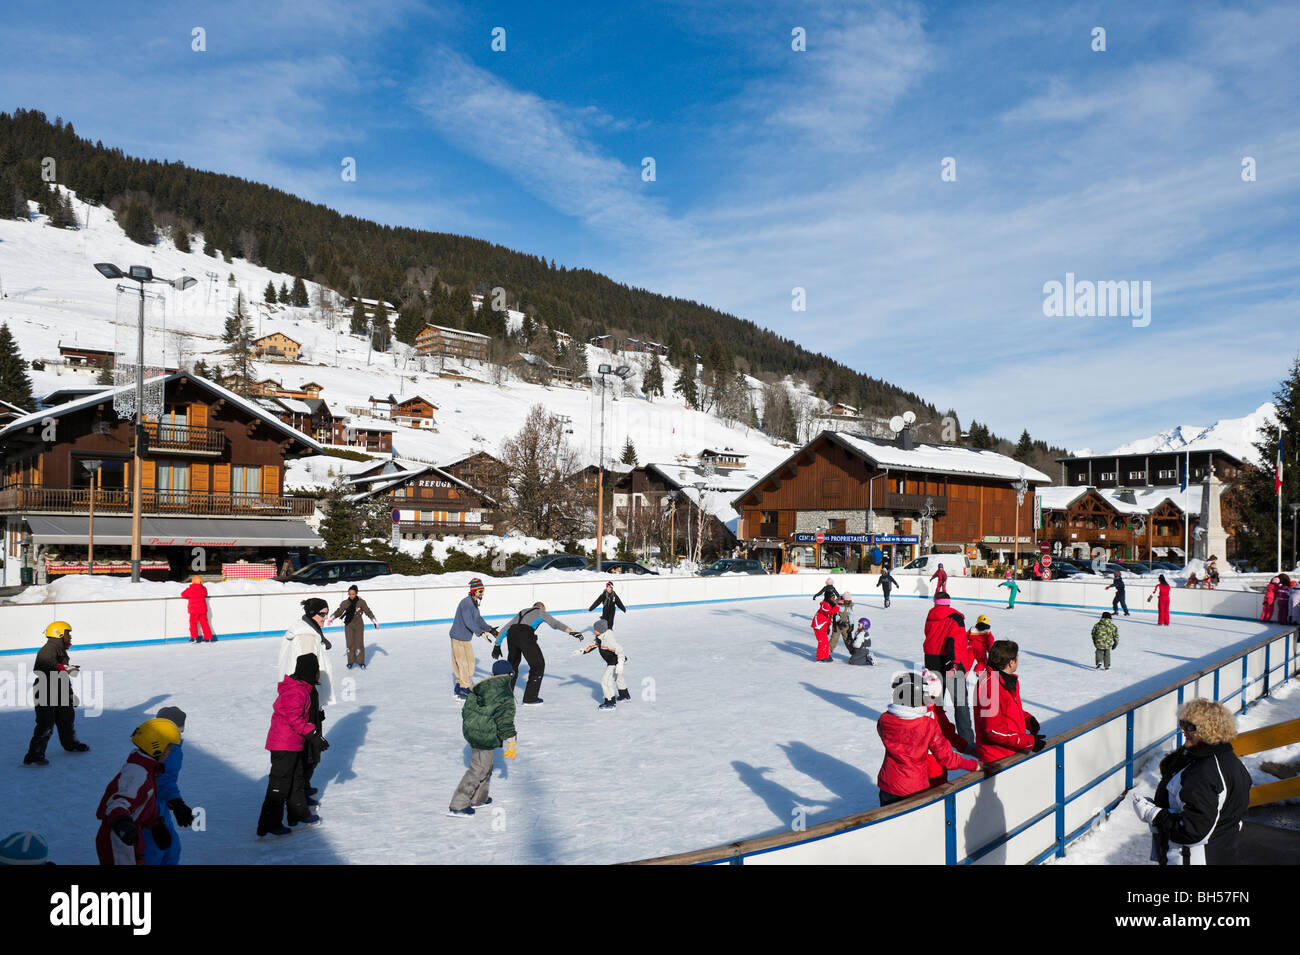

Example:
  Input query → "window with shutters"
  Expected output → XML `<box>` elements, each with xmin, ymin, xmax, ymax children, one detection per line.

<box><xmin>232</xmin><ymin>466</ymin><xmax>262</xmax><ymax>497</ymax></box>
<box><xmin>156</xmin><ymin>462</ymin><xmax>190</xmax><ymax>505</ymax></box>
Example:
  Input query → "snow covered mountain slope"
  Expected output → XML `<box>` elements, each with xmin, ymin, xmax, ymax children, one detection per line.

<box><xmin>1074</xmin><ymin>403</ymin><xmax>1276</xmax><ymax>465</ymax></box>
<box><xmin>0</xmin><ymin>190</ymin><xmax>813</xmax><ymax>514</ymax></box>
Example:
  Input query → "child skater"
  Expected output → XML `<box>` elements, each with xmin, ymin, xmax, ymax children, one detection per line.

<box><xmin>846</xmin><ymin>618</ymin><xmax>875</xmax><ymax>666</ymax></box>
<box><xmin>998</xmin><ymin>572</ymin><xmax>1020</xmax><ymax>610</ymax></box>
<box><xmin>574</xmin><ymin>619</ymin><xmax>629</xmax><ymax>710</ymax></box>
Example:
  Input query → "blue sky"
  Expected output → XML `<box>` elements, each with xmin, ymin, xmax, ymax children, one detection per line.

<box><xmin>3</xmin><ymin>0</ymin><xmax>1298</xmax><ymax>450</ymax></box>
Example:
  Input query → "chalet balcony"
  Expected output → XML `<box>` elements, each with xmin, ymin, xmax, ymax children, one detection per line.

<box><xmin>398</xmin><ymin>520</ymin><xmax>493</xmax><ymax>536</ymax></box>
<box><xmin>0</xmin><ymin>486</ymin><xmax>316</xmax><ymax>518</ymax></box>
<box><xmin>143</xmin><ymin>422</ymin><xmax>226</xmax><ymax>456</ymax></box>
<box><xmin>758</xmin><ymin>522</ymin><xmax>780</xmax><ymax>537</ymax></box>
<box><xmin>880</xmin><ymin>492</ymin><xmax>948</xmax><ymax>514</ymax></box>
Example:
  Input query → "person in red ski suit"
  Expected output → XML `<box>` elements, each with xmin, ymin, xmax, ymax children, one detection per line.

<box><xmin>929</xmin><ymin>563</ymin><xmax>948</xmax><ymax>592</ymax></box>
<box><xmin>922</xmin><ymin>591</ymin><xmax>975</xmax><ymax>745</ymax></box>
<box><xmin>974</xmin><ymin>640</ymin><xmax>1045</xmax><ymax>762</ymax></box>
<box><xmin>811</xmin><ymin>599</ymin><xmax>836</xmax><ymax>661</ymax></box>
<box><xmin>1260</xmin><ymin>576</ymin><xmax>1280</xmax><ymax>623</ymax></box>
<box><xmin>876</xmin><ymin>671</ymin><xmax>979</xmax><ymax>806</ymax></box>
<box><xmin>95</xmin><ymin>718</ymin><xmax>182</xmax><ymax>865</ymax></box>
<box><xmin>967</xmin><ymin>615</ymin><xmax>994</xmax><ymax>671</ymax></box>
<box><xmin>181</xmin><ymin>576</ymin><xmax>215</xmax><ymax>643</ymax></box>
<box><xmin>1148</xmin><ymin>575</ymin><xmax>1172</xmax><ymax>626</ymax></box>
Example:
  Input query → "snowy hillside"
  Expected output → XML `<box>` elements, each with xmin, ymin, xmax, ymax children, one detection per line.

<box><xmin>0</xmin><ymin>189</ymin><xmax>824</xmax><ymax>518</ymax></box>
<box><xmin>1074</xmin><ymin>403</ymin><xmax>1276</xmax><ymax>466</ymax></box>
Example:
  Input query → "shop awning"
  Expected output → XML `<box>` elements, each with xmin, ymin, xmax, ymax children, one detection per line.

<box><xmin>26</xmin><ymin>516</ymin><xmax>322</xmax><ymax>548</ymax></box>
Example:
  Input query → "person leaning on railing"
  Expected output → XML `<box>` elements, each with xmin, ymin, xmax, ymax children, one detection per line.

<box><xmin>1131</xmin><ymin>699</ymin><xmax>1251</xmax><ymax>865</ymax></box>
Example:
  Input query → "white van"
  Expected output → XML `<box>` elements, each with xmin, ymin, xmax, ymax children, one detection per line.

<box><xmin>894</xmin><ymin>554</ymin><xmax>971</xmax><ymax>577</ymax></box>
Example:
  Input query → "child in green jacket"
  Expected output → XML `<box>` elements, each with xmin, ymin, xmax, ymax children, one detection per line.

<box><xmin>448</xmin><ymin>660</ymin><xmax>518</xmax><ymax>817</ymax></box>
<box><xmin>1090</xmin><ymin>612</ymin><xmax>1119</xmax><ymax>670</ymax></box>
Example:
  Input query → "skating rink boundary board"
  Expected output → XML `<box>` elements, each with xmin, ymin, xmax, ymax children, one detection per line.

<box><xmin>634</xmin><ymin>624</ymin><xmax>1297</xmax><ymax>865</ymax></box>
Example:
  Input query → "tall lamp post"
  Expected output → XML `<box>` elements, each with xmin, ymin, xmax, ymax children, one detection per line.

<box><xmin>1012</xmin><ymin>472</ymin><xmax>1028</xmax><ymax>577</ymax></box>
<box><xmin>83</xmin><ymin>459</ymin><xmax>102</xmax><ymax>575</ymax></box>
<box><xmin>595</xmin><ymin>363</ymin><xmax>632</xmax><ymax>572</ymax></box>
<box><xmin>692</xmin><ymin>480</ymin><xmax>708</xmax><ymax>566</ymax></box>
<box><xmin>93</xmin><ymin>264</ymin><xmax>197</xmax><ymax>582</ymax></box>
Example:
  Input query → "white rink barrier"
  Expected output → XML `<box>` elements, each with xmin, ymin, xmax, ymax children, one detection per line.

<box><xmin>0</xmin><ymin>570</ymin><xmax>1273</xmax><ymax>656</ymax></box>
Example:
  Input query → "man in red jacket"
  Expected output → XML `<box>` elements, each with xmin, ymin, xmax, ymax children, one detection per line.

<box><xmin>180</xmin><ymin>576</ymin><xmax>215</xmax><ymax>643</ymax></box>
<box><xmin>922</xmin><ymin>592</ymin><xmax>975</xmax><ymax>746</ymax></box>
<box><xmin>974</xmin><ymin>640</ymin><xmax>1046</xmax><ymax>762</ymax></box>
<box><xmin>876</xmin><ymin>671</ymin><xmax>979</xmax><ymax>806</ymax></box>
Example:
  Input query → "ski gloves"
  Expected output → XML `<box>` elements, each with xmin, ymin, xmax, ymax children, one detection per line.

<box><xmin>1131</xmin><ymin>794</ymin><xmax>1162</xmax><ymax>826</ymax></box>
<box><xmin>1031</xmin><ymin>734</ymin><xmax>1047</xmax><ymax>753</ymax></box>
<box><xmin>169</xmin><ymin>799</ymin><xmax>195</xmax><ymax>828</ymax></box>
<box><xmin>1026</xmin><ymin>715</ymin><xmax>1040</xmax><ymax>735</ymax></box>
<box><xmin>491</xmin><ymin>645</ymin><xmax>502</xmax><ymax>659</ymax></box>
<box><xmin>504</xmin><ymin>738</ymin><xmax>517</xmax><ymax>761</ymax></box>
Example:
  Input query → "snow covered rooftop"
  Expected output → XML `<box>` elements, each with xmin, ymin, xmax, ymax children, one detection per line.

<box><xmin>1036</xmin><ymin>486</ymin><xmax>1090</xmax><ymax>511</ymax></box>
<box><xmin>1036</xmin><ymin>483</ymin><xmax>1205</xmax><ymax>515</ymax></box>
<box><xmin>831</xmin><ymin>432</ymin><xmax>1051</xmax><ymax>483</ymax></box>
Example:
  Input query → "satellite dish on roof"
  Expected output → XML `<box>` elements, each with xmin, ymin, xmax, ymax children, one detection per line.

<box><xmin>902</xmin><ymin>411</ymin><xmax>916</xmax><ymax>425</ymax></box>
<box><xmin>889</xmin><ymin>416</ymin><xmax>904</xmax><ymax>433</ymax></box>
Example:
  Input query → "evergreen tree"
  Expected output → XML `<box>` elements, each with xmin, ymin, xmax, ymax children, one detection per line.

<box><xmin>643</xmin><ymin>355</ymin><xmax>665</xmax><ymax>400</ymax></box>
<box><xmin>224</xmin><ymin>293</ymin><xmax>254</xmax><ymax>392</ymax></box>
<box><xmin>394</xmin><ymin>301</ymin><xmax>424</xmax><ymax>346</ymax></box>
<box><xmin>96</xmin><ymin>357</ymin><xmax>115</xmax><ymax>385</ymax></box>
<box><xmin>279</xmin><ymin>281</ymin><xmax>290</xmax><ymax>304</ymax></box>
<box><xmin>1014</xmin><ymin>429</ymin><xmax>1034</xmax><ymax>461</ymax></box>
<box><xmin>1226</xmin><ymin>358</ymin><xmax>1300</xmax><ymax>569</ymax></box>
<box><xmin>173</xmin><ymin>226</ymin><xmax>190</xmax><ymax>252</ymax></box>
<box><xmin>194</xmin><ymin>358</ymin><xmax>211</xmax><ymax>379</ymax></box>
<box><xmin>222</xmin><ymin>292</ymin><xmax>246</xmax><ymax>344</ymax></box>
<box><xmin>121</xmin><ymin>201</ymin><xmax>155</xmax><ymax>245</ymax></box>
<box><xmin>673</xmin><ymin>359</ymin><xmax>699</xmax><ymax>407</ymax></box>
<box><xmin>291</xmin><ymin>276</ymin><xmax>309</xmax><ymax>307</ymax></box>
<box><xmin>264</xmin><ymin>280</ymin><xmax>278</xmax><ymax>304</ymax></box>
<box><xmin>350</xmin><ymin>299</ymin><xmax>368</xmax><ymax>336</ymax></box>
<box><xmin>621</xmin><ymin>438</ymin><xmax>638</xmax><ymax>465</ymax></box>
<box><xmin>0</xmin><ymin>322</ymin><xmax>35</xmax><ymax>410</ymax></box>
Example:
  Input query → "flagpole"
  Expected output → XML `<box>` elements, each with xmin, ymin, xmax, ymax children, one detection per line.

<box><xmin>1183</xmin><ymin>450</ymin><xmax>1189</xmax><ymax>569</ymax></box>
<box><xmin>1279</xmin><ymin>427</ymin><xmax>1286</xmax><ymax>574</ymax></box>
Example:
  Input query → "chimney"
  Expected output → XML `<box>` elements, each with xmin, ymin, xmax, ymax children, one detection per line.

<box><xmin>900</xmin><ymin>426</ymin><xmax>914</xmax><ymax>451</ymax></box>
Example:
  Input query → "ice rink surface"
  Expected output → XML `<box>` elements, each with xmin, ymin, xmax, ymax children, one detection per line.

<box><xmin>0</xmin><ymin>592</ymin><xmax>1284</xmax><ymax>864</ymax></box>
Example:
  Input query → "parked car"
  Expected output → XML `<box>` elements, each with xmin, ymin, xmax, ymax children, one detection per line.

<box><xmin>698</xmin><ymin>559</ymin><xmax>767</xmax><ymax>576</ymax></box>
<box><xmin>1050</xmin><ymin>562</ymin><xmax>1094</xmax><ymax>580</ymax></box>
<box><xmin>596</xmin><ymin>560</ymin><xmax>659</xmax><ymax>575</ymax></box>
<box><xmin>511</xmin><ymin>554</ymin><xmax>591</xmax><ymax>576</ymax></box>
<box><xmin>1115</xmin><ymin>560</ymin><xmax>1156</xmax><ymax>575</ymax></box>
<box><xmin>1229</xmin><ymin>559</ymin><xmax>1258</xmax><ymax>573</ymax></box>
<box><xmin>894</xmin><ymin>554</ymin><xmax>972</xmax><ymax>577</ymax></box>
<box><xmin>285</xmin><ymin>560</ymin><xmax>392</xmax><ymax>585</ymax></box>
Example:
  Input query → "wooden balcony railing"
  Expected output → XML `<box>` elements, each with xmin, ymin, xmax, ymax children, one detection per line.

<box><xmin>398</xmin><ymin>521</ymin><xmax>492</xmax><ymax>535</ymax></box>
<box><xmin>143</xmin><ymin>423</ymin><xmax>226</xmax><ymax>455</ymax></box>
<box><xmin>0</xmin><ymin>486</ymin><xmax>316</xmax><ymax>517</ymax></box>
<box><xmin>880</xmin><ymin>492</ymin><xmax>948</xmax><ymax>514</ymax></box>
<box><xmin>758</xmin><ymin>522</ymin><xmax>779</xmax><ymax>538</ymax></box>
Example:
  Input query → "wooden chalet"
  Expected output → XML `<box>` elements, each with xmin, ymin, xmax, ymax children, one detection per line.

<box><xmin>415</xmin><ymin>324</ymin><xmax>491</xmax><ymax>362</ymax></box>
<box><xmin>1058</xmin><ymin>449</ymin><xmax>1243</xmax><ymax>489</ymax></box>
<box><xmin>252</xmin><ymin>333</ymin><xmax>301</xmax><ymax>361</ymax></box>
<box><xmin>330</xmin><ymin>417</ymin><xmax>394</xmax><ymax>454</ymax></box>
<box><xmin>391</xmin><ymin>396</ymin><xmax>438</xmax><ymax>430</ymax></box>
<box><xmin>0</xmin><ymin>374</ymin><xmax>323</xmax><ymax>584</ymax></box>
<box><xmin>58</xmin><ymin>342</ymin><xmax>116</xmax><ymax>367</ymax></box>
<box><xmin>348</xmin><ymin>462</ymin><xmax>497</xmax><ymax>537</ymax></box>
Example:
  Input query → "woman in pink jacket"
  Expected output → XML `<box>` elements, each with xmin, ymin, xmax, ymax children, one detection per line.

<box><xmin>256</xmin><ymin>653</ymin><xmax>322</xmax><ymax>837</ymax></box>
<box><xmin>1148</xmin><ymin>575</ymin><xmax>1172</xmax><ymax>626</ymax></box>
<box><xmin>180</xmin><ymin>576</ymin><xmax>215</xmax><ymax>643</ymax></box>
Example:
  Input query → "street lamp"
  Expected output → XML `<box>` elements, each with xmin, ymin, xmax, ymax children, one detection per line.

<box><xmin>93</xmin><ymin>263</ymin><xmax>197</xmax><ymax>582</ymax></box>
<box><xmin>595</xmin><ymin>363</ymin><xmax>632</xmax><ymax>571</ymax></box>
<box><xmin>692</xmin><ymin>480</ymin><xmax>708</xmax><ymax>566</ymax></box>
<box><xmin>1012</xmin><ymin>472</ymin><xmax>1029</xmax><ymax>578</ymax></box>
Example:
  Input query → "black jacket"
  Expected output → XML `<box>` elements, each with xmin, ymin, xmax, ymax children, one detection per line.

<box><xmin>588</xmin><ymin>590</ymin><xmax>627</xmax><ymax>623</ymax></box>
<box><xmin>1152</xmin><ymin>742</ymin><xmax>1251</xmax><ymax>865</ymax></box>
<box><xmin>33</xmin><ymin>637</ymin><xmax>73</xmax><ymax>707</ymax></box>
<box><xmin>812</xmin><ymin>583</ymin><xmax>841</xmax><ymax>604</ymax></box>
<box><xmin>876</xmin><ymin>573</ymin><xmax>899</xmax><ymax>592</ymax></box>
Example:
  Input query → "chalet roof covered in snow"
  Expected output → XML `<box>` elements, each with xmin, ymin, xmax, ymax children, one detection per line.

<box><xmin>831</xmin><ymin>432</ymin><xmax>1051</xmax><ymax>483</ymax></box>
<box><xmin>0</xmin><ymin>372</ymin><xmax>323</xmax><ymax>453</ymax></box>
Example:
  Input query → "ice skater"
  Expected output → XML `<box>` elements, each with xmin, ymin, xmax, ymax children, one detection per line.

<box><xmin>142</xmin><ymin>706</ymin><xmax>194</xmax><ymax>865</ymax></box>
<box><xmin>812</xmin><ymin>576</ymin><xmax>841</xmax><ymax>604</ymax></box>
<box><xmin>448</xmin><ymin>660</ymin><xmax>517</xmax><ymax>817</ymax></box>
<box><xmin>1260</xmin><ymin>575</ymin><xmax>1280</xmax><ymax>622</ymax></box>
<box><xmin>492</xmin><ymin>602</ymin><xmax>581</xmax><ymax>705</ymax></box>
<box><xmin>257</xmin><ymin>653</ymin><xmax>322</xmax><ymax>837</ymax></box>
<box><xmin>998</xmin><ymin>573</ymin><xmax>1020</xmax><ymax>610</ymax></box>
<box><xmin>1104</xmin><ymin>570</ymin><xmax>1129</xmax><ymax>616</ymax></box>
<box><xmin>588</xmin><ymin>581</ymin><xmax>627</xmax><ymax>630</ymax></box>
<box><xmin>967</xmin><ymin>615</ymin><xmax>993</xmax><ymax>670</ymax></box>
<box><xmin>181</xmin><ymin>576</ymin><xmax>216</xmax><ymax>643</ymax></box>
<box><xmin>1091</xmin><ymin>611</ymin><xmax>1119</xmax><ymax>670</ymax></box>
<box><xmin>876</xmin><ymin>568</ymin><xmax>899</xmax><ymax>608</ymax></box>
<box><xmin>95</xmin><ymin>718</ymin><xmax>182</xmax><ymax>865</ymax></box>
<box><xmin>1148</xmin><ymin>575</ymin><xmax>1172</xmax><ymax>626</ymax></box>
<box><xmin>449</xmin><ymin>578</ymin><xmax>497</xmax><ymax>700</ymax></box>
<box><xmin>328</xmin><ymin>585</ymin><xmax>378</xmax><ymax>670</ymax></box>
<box><xmin>811</xmin><ymin>596</ymin><xmax>837</xmax><ymax>662</ymax></box>
<box><xmin>846</xmin><ymin>618</ymin><xmax>874</xmax><ymax>666</ymax></box>
<box><xmin>24</xmin><ymin>621</ymin><xmax>90</xmax><ymax>766</ymax></box>
<box><xmin>875</xmin><ymin>671</ymin><xmax>978</xmax><ymax>807</ymax></box>
<box><xmin>929</xmin><ymin>562</ymin><xmax>948</xmax><ymax>593</ymax></box>
<box><xmin>922</xmin><ymin>591</ymin><xmax>975</xmax><ymax>747</ymax></box>
<box><xmin>574</xmin><ymin>619</ymin><xmax>629</xmax><ymax>709</ymax></box>
<box><xmin>828</xmin><ymin>594</ymin><xmax>854</xmax><ymax>658</ymax></box>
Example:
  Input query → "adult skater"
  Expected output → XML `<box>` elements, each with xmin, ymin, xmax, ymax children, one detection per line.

<box><xmin>491</xmin><ymin>602</ymin><xmax>580</xmax><ymax>705</ymax></box>
<box><xmin>575</xmin><ymin>619</ymin><xmax>629</xmax><ymax>709</ymax></box>
<box><xmin>1031</xmin><ymin>558</ymin><xmax>1046</xmax><ymax>581</ymax></box>
<box><xmin>929</xmin><ymin>562</ymin><xmax>948</xmax><ymax>593</ymax></box>
<box><xmin>1260</xmin><ymin>575</ymin><xmax>1280</xmax><ymax>622</ymax></box>
<box><xmin>1277</xmin><ymin>575</ymin><xmax>1294</xmax><ymax>625</ymax></box>
<box><xmin>278</xmin><ymin>598</ymin><xmax>336</xmax><ymax>705</ymax></box>
<box><xmin>181</xmin><ymin>576</ymin><xmax>216</xmax><ymax>643</ymax></box>
<box><xmin>828</xmin><ymin>593</ymin><xmax>854</xmax><ymax>657</ymax></box>
<box><xmin>448</xmin><ymin>659</ymin><xmax>517</xmax><ymax>817</ymax></box>
<box><xmin>1090</xmin><ymin>612</ymin><xmax>1119</xmax><ymax>670</ymax></box>
<box><xmin>998</xmin><ymin>572</ymin><xmax>1020</xmax><ymax>609</ymax></box>
<box><xmin>95</xmin><ymin>718</ymin><xmax>182</xmax><ymax>865</ymax></box>
<box><xmin>812</xmin><ymin>576</ymin><xmax>841</xmax><ymax>604</ymax></box>
<box><xmin>449</xmin><ymin>578</ymin><xmax>497</xmax><ymax>700</ymax></box>
<box><xmin>257</xmin><ymin>653</ymin><xmax>323</xmax><ymax>837</ymax></box>
<box><xmin>1104</xmin><ymin>570</ymin><xmax>1129</xmax><ymax>616</ymax></box>
<box><xmin>1147</xmin><ymin>574</ymin><xmax>1172</xmax><ymax>626</ymax></box>
<box><xmin>922</xmin><ymin>591</ymin><xmax>975</xmax><ymax>746</ymax></box>
<box><xmin>142</xmin><ymin>706</ymin><xmax>194</xmax><ymax>865</ymax></box>
<box><xmin>811</xmin><ymin>596</ymin><xmax>837</xmax><ymax>662</ymax></box>
<box><xmin>588</xmin><ymin>580</ymin><xmax>627</xmax><ymax>630</ymax></box>
<box><xmin>1131</xmin><ymin>699</ymin><xmax>1252</xmax><ymax>865</ymax></box>
<box><xmin>973</xmin><ymin>640</ymin><xmax>1045</xmax><ymax>762</ymax></box>
<box><xmin>328</xmin><ymin>585</ymin><xmax>378</xmax><ymax>670</ymax></box>
<box><xmin>876</xmin><ymin>568</ymin><xmax>899</xmax><ymax>608</ymax></box>
<box><xmin>24</xmin><ymin>621</ymin><xmax>90</xmax><ymax>766</ymax></box>
<box><xmin>876</xmin><ymin>671</ymin><xmax>979</xmax><ymax>806</ymax></box>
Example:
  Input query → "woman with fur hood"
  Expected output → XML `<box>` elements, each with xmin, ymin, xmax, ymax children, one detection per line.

<box><xmin>1131</xmin><ymin>699</ymin><xmax>1252</xmax><ymax>865</ymax></box>
<box><xmin>277</xmin><ymin>598</ymin><xmax>336</xmax><ymax>706</ymax></box>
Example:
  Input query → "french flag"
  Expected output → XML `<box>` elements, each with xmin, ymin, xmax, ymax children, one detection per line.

<box><xmin>1277</xmin><ymin>437</ymin><xmax>1284</xmax><ymax>497</ymax></box>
